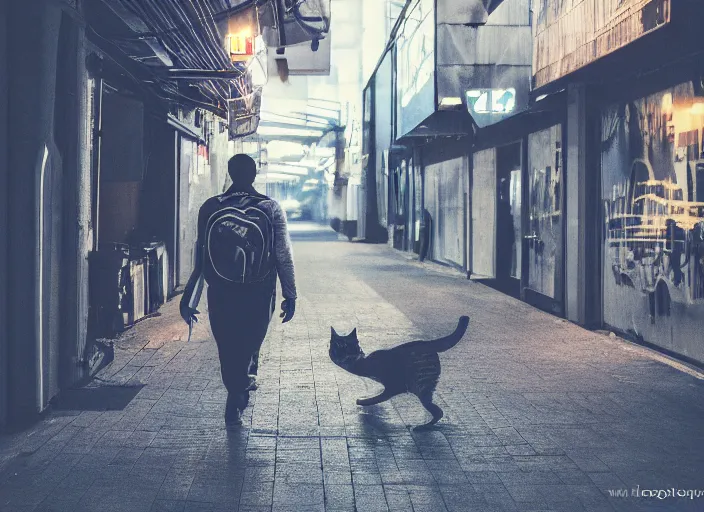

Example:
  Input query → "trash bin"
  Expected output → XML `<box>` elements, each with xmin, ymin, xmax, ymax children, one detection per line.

<box><xmin>129</xmin><ymin>258</ymin><xmax>148</xmax><ymax>324</ymax></box>
<box><xmin>89</xmin><ymin>243</ymin><xmax>130</xmax><ymax>338</ymax></box>
<box><xmin>140</xmin><ymin>241</ymin><xmax>168</xmax><ymax>313</ymax></box>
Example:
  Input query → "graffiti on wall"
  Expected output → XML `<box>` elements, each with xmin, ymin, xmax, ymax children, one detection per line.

<box><xmin>602</xmin><ymin>82</ymin><xmax>704</xmax><ymax>357</ymax></box>
<box><xmin>527</xmin><ymin>125</ymin><xmax>563</xmax><ymax>300</ymax></box>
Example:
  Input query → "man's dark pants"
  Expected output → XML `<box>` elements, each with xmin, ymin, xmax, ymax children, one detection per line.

<box><xmin>207</xmin><ymin>279</ymin><xmax>275</xmax><ymax>412</ymax></box>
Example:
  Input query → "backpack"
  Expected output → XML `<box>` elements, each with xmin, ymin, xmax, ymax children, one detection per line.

<box><xmin>203</xmin><ymin>192</ymin><xmax>275</xmax><ymax>286</ymax></box>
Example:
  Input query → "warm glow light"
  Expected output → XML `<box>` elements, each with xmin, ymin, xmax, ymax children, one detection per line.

<box><xmin>226</xmin><ymin>31</ymin><xmax>254</xmax><ymax>58</ymax></box>
<box><xmin>691</xmin><ymin>101</ymin><xmax>704</xmax><ymax>115</ymax></box>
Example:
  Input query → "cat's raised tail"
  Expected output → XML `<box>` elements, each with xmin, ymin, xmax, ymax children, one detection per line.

<box><xmin>424</xmin><ymin>315</ymin><xmax>469</xmax><ymax>352</ymax></box>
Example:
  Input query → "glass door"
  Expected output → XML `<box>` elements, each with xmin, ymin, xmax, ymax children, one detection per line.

<box><xmin>524</xmin><ymin>125</ymin><xmax>564</xmax><ymax>314</ymax></box>
<box><xmin>496</xmin><ymin>143</ymin><xmax>522</xmax><ymax>295</ymax></box>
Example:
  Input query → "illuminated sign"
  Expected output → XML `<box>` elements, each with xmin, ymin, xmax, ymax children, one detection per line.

<box><xmin>466</xmin><ymin>89</ymin><xmax>516</xmax><ymax>115</ymax></box>
<box><xmin>226</xmin><ymin>32</ymin><xmax>254</xmax><ymax>61</ymax></box>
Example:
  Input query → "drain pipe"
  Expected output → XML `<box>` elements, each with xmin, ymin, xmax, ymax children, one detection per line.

<box><xmin>35</xmin><ymin>145</ymin><xmax>49</xmax><ymax>412</ymax></box>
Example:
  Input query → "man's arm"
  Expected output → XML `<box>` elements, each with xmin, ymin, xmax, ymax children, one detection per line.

<box><xmin>269</xmin><ymin>201</ymin><xmax>297</xmax><ymax>322</ymax></box>
<box><xmin>271</xmin><ymin>201</ymin><xmax>297</xmax><ymax>300</ymax></box>
<box><xmin>180</xmin><ymin>202</ymin><xmax>210</xmax><ymax>323</ymax></box>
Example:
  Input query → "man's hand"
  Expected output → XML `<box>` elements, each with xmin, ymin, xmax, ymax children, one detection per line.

<box><xmin>280</xmin><ymin>299</ymin><xmax>295</xmax><ymax>323</ymax></box>
<box><xmin>180</xmin><ymin>298</ymin><xmax>200</xmax><ymax>326</ymax></box>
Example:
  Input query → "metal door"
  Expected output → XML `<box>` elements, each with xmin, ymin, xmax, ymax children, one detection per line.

<box><xmin>524</xmin><ymin>125</ymin><xmax>564</xmax><ymax>314</ymax></box>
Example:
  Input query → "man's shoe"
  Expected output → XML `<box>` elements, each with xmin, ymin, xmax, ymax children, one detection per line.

<box><xmin>225</xmin><ymin>408</ymin><xmax>243</xmax><ymax>427</ymax></box>
<box><xmin>225</xmin><ymin>409</ymin><xmax>242</xmax><ymax>428</ymax></box>
<box><xmin>225</xmin><ymin>393</ymin><xmax>240</xmax><ymax>422</ymax></box>
<box><xmin>246</xmin><ymin>375</ymin><xmax>257</xmax><ymax>391</ymax></box>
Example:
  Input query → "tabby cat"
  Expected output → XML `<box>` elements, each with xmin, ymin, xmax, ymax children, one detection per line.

<box><xmin>329</xmin><ymin>316</ymin><xmax>469</xmax><ymax>430</ymax></box>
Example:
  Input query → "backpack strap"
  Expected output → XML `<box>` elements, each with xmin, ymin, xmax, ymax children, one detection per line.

<box><xmin>217</xmin><ymin>187</ymin><xmax>270</xmax><ymax>204</ymax></box>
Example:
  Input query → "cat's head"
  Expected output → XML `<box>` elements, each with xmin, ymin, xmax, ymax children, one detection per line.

<box><xmin>329</xmin><ymin>327</ymin><xmax>364</xmax><ymax>366</ymax></box>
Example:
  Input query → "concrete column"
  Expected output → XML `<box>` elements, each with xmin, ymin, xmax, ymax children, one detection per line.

<box><xmin>565</xmin><ymin>84</ymin><xmax>587</xmax><ymax>324</ymax></box>
<box><xmin>56</xmin><ymin>8</ymin><xmax>92</xmax><ymax>388</ymax></box>
<box><xmin>7</xmin><ymin>0</ymin><xmax>63</xmax><ymax>422</ymax></box>
<box><xmin>0</xmin><ymin>0</ymin><xmax>9</xmax><ymax>427</ymax></box>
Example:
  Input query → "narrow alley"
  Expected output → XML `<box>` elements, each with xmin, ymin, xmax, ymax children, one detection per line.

<box><xmin>1</xmin><ymin>226</ymin><xmax>702</xmax><ymax>512</ymax></box>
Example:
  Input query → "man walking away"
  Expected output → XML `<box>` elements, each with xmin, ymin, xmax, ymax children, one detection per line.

<box><xmin>180</xmin><ymin>154</ymin><xmax>297</xmax><ymax>426</ymax></box>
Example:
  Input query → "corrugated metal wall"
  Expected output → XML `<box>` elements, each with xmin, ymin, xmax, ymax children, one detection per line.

<box><xmin>471</xmin><ymin>148</ymin><xmax>496</xmax><ymax>278</ymax></box>
<box><xmin>423</xmin><ymin>141</ymin><xmax>468</xmax><ymax>268</ymax></box>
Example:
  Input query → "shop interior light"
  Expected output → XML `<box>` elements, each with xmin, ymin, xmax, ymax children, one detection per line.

<box><xmin>439</xmin><ymin>97</ymin><xmax>462</xmax><ymax>108</ymax></box>
<box><xmin>226</xmin><ymin>29</ymin><xmax>254</xmax><ymax>58</ymax></box>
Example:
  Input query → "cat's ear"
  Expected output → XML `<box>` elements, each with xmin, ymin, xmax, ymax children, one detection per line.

<box><xmin>351</xmin><ymin>328</ymin><xmax>357</xmax><ymax>337</ymax></box>
<box><xmin>331</xmin><ymin>326</ymin><xmax>338</xmax><ymax>337</ymax></box>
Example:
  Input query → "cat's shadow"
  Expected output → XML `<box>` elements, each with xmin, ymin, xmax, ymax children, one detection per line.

<box><xmin>356</xmin><ymin>404</ymin><xmax>407</xmax><ymax>434</ymax></box>
<box><xmin>330</xmin><ymin>316</ymin><xmax>470</xmax><ymax>431</ymax></box>
<box><xmin>357</xmin><ymin>403</ymin><xmax>449</xmax><ymax>433</ymax></box>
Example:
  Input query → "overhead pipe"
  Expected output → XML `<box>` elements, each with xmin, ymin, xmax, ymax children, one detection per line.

<box><xmin>168</xmin><ymin>69</ymin><xmax>244</xmax><ymax>80</ymax></box>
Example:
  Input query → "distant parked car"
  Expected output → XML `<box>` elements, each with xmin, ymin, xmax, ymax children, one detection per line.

<box><xmin>279</xmin><ymin>199</ymin><xmax>302</xmax><ymax>220</ymax></box>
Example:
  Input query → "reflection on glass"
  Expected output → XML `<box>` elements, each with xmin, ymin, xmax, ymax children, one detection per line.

<box><xmin>510</xmin><ymin>169</ymin><xmax>522</xmax><ymax>279</ymax></box>
<box><xmin>396</xmin><ymin>0</ymin><xmax>435</xmax><ymax>136</ymax></box>
<box><xmin>527</xmin><ymin>125</ymin><xmax>563</xmax><ymax>299</ymax></box>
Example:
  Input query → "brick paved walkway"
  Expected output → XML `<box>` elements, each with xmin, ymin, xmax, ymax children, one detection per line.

<box><xmin>1</xmin><ymin>224</ymin><xmax>703</xmax><ymax>512</ymax></box>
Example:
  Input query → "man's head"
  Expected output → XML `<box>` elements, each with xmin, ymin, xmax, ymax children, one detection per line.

<box><xmin>228</xmin><ymin>154</ymin><xmax>257</xmax><ymax>187</ymax></box>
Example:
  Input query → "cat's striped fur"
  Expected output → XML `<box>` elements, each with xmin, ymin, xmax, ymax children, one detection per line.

<box><xmin>329</xmin><ymin>316</ymin><xmax>469</xmax><ymax>430</ymax></box>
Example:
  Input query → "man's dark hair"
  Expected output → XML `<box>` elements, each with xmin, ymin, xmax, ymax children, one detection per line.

<box><xmin>228</xmin><ymin>154</ymin><xmax>257</xmax><ymax>187</ymax></box>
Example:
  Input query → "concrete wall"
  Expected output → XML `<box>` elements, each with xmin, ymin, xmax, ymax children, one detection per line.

<box><xmin>471</xmin><ymin>148</ymin><xmax>497</xmax><ymax>277</ymax></box>
<box><xmin>4</xmin><ymin>0</ymin><xmax>94</xmax><ymax>423</ymax></box>
<box><xmin>0</xmin><ymin>0</ymin><xmax>9</xmax><ymax>427</ymax></box>
<box><xmin>177</xmin><ymin>114</ymin><xmax>232</xmax><ymax>286</ymax></box>
<box><xmin>55</xmin><ymin>10</ymin><xmax>92</xmax><ymax>388</ymax></box>
<box><xmin>7</xmin><ymin>0</ymin><xmax>64</xmax><ymax>420</ymax></box>
<box><xmin>565</xmin><ymin>85</ymin><xmax>587</xmax><ymax>324</ymax></box>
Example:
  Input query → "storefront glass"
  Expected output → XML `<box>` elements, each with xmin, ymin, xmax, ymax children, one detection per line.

<box><xmin>601</xmin><ymin>82</ymin><xmax>704</xmax><ymax>361</ymax></box>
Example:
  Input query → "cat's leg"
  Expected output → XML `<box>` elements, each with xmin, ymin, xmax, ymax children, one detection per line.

<box><xmin>414</xmin><ymin>394</ymin><xmax>444</xmax><ymax>430</ymax></box>
<box><xmin>356</xmin><ymin>388</ymin><xmax>398</xmax><ymax>406</ymax></box>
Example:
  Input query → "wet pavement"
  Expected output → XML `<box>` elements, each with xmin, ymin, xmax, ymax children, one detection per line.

<box><xmin>1</xmin><ymin>223</ymin><xmax>703</xmax><ymax>512</ymax></box>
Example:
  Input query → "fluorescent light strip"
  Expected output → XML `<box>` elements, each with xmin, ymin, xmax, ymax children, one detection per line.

<box><xmin>257</xmin><ymin>126</ymin><xmax>324</xmax><ymax>137</ymax></box>
<box><xmin>260</xmin><ymin>111</ymin><xmax>309</xmax><ymax>126</ymax></box>
<box><xmin>305</xmin><ymin>105</ymin><xmax>341</xmax><ymax>119</ymax></box>
<box><xmin>308</xmin><ymin>98</ymin><xmax>340</xmax><ymax>108</ymax></box>
<box><xmin>257</xmin><ymin>172</ymin><xmax>301</xmax><ymax>182</ymax></box>
<box><xmin>267</xmin><ymin>164</ymin><xmax>310</xmax><ymax>175</ymax></box>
